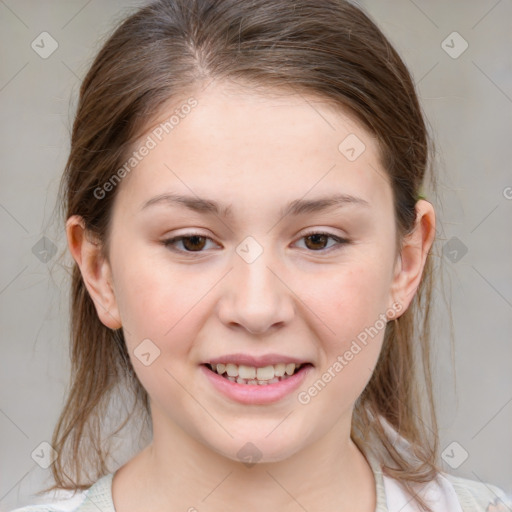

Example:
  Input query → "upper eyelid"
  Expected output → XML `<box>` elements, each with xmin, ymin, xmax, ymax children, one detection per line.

<box><xmin>162</xmin><ymin>230</ymin><xmax>348</xmax><ymax>253</ymax></box>
<box><xmin>164</xmin><ymin>229</ymin><xmax>345</xmax><ymax>243</ymax></box>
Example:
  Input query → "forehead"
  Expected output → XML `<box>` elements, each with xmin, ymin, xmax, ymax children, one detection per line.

<box><xmin>114</xmin><ymin>81</ymin><xmax>391</xmax><ymax>215</ymax></box>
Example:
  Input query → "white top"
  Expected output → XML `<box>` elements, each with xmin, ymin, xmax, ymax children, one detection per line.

<box><xmin>9</xmin><ymin>417</ymin><xmax>511</xmax><ymax>512</ymax></box>
<box><xmin>9</xmin><ymin>454</ymin><xmax>512</xmax><ymax>512</ymax></box>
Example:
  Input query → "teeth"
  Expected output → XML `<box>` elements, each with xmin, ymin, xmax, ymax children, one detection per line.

<box><xmin>256</xmin><ymin>365</ymin><xmax>274</xmax><ymax>380</ymax></box>
<box><xmin>209</xmin><ymin>362</ymin><xmax>303</xmax><ymax>382</ymax></box>
<box><xmin>226</xmin><ymin>363</ymin><xmax>238</xmax><ymax>377</ymax></box>
<box><xmin>285</xmin><ymin>363</ymin><xmax>296</xmax><ymax>375</ymax></box>
<box><xmin>274</xmin><ymin>363</ymin><xmax>286</xmax><ymax>377</ymax></box>
<box><xmin>238</xmin><ymin>365</ymin><xmax>256</xmax><ymax>379</ymax></box>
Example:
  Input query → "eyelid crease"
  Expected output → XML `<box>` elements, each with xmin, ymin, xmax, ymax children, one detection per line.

<box><xmin>161</xmin><ymin>230</ymin><xmax>350</xmax><ymax>256</ymax></box>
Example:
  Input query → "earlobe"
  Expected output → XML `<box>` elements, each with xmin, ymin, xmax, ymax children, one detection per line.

<box><xmin>65</xmin><ymin>215</ymin><xmax>122</xmax><ymax>330</ymax></box>
<box><xmin>389</xmin><ymin>200</ymin><xmax>436</xmax><ymax>315</ymax></box>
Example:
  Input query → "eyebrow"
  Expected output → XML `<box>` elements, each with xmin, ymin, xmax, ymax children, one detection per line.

<box><xmin>140</xmin><ymin>192</ymin><xmax>370</xmax><ymax>218</ymax></box>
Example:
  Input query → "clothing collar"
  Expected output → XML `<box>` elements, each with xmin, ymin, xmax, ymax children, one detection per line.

<box><xmin>76</xmin><ymin>454</ymin><xmax>390</xmax><ymax>512</ymax></box>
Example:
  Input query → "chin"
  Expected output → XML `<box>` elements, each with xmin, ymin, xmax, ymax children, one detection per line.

<box><xmin>203</xmin><ymin>434</ymin><xmax>304</xmax><ymax>467</ymax></box>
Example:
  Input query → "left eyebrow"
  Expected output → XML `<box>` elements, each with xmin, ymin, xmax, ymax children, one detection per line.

<box><xmin>139</xmin><ymin>192</ymin><xmax>370</xmax><ymax>218</ymax></box>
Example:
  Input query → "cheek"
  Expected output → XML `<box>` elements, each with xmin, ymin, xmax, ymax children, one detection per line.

<box><xmin>298</xmin><ymin>254</ymin><xmax>391</xmax><ymax>391</ymax></box>
<box><xmin>306</xmin><ymin>257</ymin><xmax>391</xmax><ymax>330</ymax></box>
<box><xmin>113</xmin><ymin>257</ymin><xmax>204</xmax><ymax>411</ymax></box>
<box><xmin>113</xmin><ymin>246</ymin><xmax>199</xmax><ymax>335</ymax></box>
<box><xmin>298</xmin><ymin>264</ymin><xmax>389</xmax><ymax>410</ymax></box>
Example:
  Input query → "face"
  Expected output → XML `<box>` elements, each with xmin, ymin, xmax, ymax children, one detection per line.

<box><xmin>75</xmin><ymin>81</ymin><xmax>414</xmax><ymax>464</ymax></box>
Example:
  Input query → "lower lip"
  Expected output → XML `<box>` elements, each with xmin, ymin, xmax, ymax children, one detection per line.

<box><xmin>200</xmin><ymin>364</ymin><xmax>313</xmax><ymax>405</ymax></box>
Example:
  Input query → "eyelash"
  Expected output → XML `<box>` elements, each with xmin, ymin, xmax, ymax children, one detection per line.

<box><xmin>161</xmin><ymin>230</ymin><xmax>350</xmax><ymax>256</ymax></box>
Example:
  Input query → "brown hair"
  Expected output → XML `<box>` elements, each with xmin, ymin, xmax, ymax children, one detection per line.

<box><xmin>46</xmin><ymin>1</ymin><xmax>448</xmax><ymax>510</ymax></box>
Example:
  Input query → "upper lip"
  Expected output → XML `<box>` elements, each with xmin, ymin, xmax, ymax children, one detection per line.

<box><xmin>204</xmin><ymin>353</ymin><xmax>313</xmax><ymax>367</ymax></box>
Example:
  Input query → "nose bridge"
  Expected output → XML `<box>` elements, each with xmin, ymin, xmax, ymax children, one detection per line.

<box><xmin>218</xmin><ymin>236</ymin><xmax>294</xmax><ymax>333</ymax></box>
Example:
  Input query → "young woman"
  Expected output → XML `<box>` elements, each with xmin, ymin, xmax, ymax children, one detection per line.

<box><xmin>11</xmin><ymin>1</ymin><xmax>511</xmax><ymax>511</ymax></box>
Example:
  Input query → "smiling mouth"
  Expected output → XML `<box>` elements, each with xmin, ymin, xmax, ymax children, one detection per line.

<box><xmin>203</xmin><ymin>362</ymin><xmax>312</xmax><ymax>386</ymax></box>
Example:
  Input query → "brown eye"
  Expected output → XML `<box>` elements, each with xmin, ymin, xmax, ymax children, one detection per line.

<box><xmin>163</xmin><ymin>234</ymin><xmax>215</xmax><ymax>254</ymax></box>
<box><xmin>180</xmin><ymin>235</ymin><xmax>207</xmax><ymax>251</ymax></box>
<box><xmin>297</xmin><ymin>231</ymin><xmax>349</xmax><ymax>252</ymax></box>
<box><xmin>162</xmin><ymin>231</ymin><xmax>349</xmax><ymax>256</ymax></box>
<box><xmin>304</xmin><ymin>233</ymin><xmax>330</xmax><ymax>250</ymax></box>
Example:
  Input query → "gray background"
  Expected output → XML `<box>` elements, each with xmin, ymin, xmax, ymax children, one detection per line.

<box><xmin>1</xmin><ymin>0</ymin><xmax>511</xmax><ymax>510</ymax></box>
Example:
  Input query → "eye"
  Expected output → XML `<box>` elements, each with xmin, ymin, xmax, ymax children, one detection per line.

<box><xmin>294</xmin><ymin>230</ymin><xmax>349</xmax><ymax>252</ymax></box>
<box><xmin>162</xmin><ymin>230</ymin><xmax>349</xmax><ymax>255</ymax></box>
<box><xmin>162</xmin><ymin>233</ymin><xmax>219</xmax><ymax>255</ymax></box>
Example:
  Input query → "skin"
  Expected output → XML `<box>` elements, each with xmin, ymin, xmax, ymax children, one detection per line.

<box><xmin>66</xmin><ymin>79</ymin><xmax>435</xmax><ymax>512</ymax></box>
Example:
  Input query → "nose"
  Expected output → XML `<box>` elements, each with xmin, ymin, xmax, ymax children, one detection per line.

<box><xmin>216</xmin><ymin>247</ymin><xmax>295</xmax><ymax>335</ymax></box>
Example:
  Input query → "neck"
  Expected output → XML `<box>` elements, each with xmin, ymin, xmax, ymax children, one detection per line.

<box><xmin>113</xmin><ymin>407</ymin><xmax>376</xmax><ymax>512</ymax></box>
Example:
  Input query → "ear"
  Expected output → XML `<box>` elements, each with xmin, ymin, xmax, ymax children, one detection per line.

<box><xmin>65</xmin><ymin>215</ymin><xmax>122</xmax><ymax>329</ymax></box>
<box><xmin>389</xmin><ymin>199</ymin><xmax>436</xmax><ymax>317</ymax></box>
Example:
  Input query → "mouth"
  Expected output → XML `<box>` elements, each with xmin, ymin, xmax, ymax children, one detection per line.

<box><xmin>202</xmin><ymin>362</ymin><xmax>313</xmax><ymax>386</ymax></box>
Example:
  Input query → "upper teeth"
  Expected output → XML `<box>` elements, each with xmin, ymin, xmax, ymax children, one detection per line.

<box><xmin>211</xmin><ymin>363</ymin><xmax>300</xmax><ymax>380</ymax></box>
